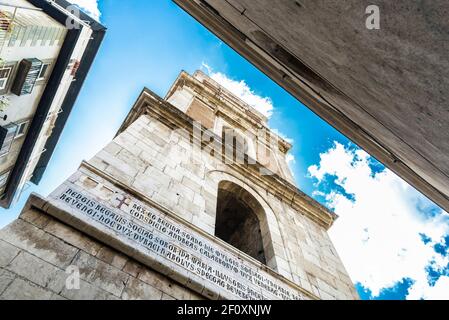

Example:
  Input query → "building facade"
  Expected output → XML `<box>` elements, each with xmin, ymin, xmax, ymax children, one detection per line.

<box><xmin>0</xmin><ymin>0</ymin><xmax>106</xmax><ymax>208</ymax></box>
<box><xmin>0</xmin><ymin>71</ymin><xmax>358</xmax><ymax>300</ymax></box>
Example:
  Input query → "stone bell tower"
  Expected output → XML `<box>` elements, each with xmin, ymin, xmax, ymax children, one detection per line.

<box><xmin>0</xmin><ymin>71</ymin><xmax>358</xmax><ymax>300</ymax></box>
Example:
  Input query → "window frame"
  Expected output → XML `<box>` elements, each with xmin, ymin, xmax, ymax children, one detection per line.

<box><xmin>36</xmin><ymin>62</ymin><xmax>51</xmax><ymax>81</ymax></box>
<box><xmin>0</xmin><ymin>61</ymin><xmax>17</xmax><ymax>95</ymax></box>
<box><xmin>0</xmin><ymin>65</ymin><xmax>13</xmax><ymax>90</ymax></box>
<box><xmin>0</xmin><ymin>124</ymin><xmax>18</xmax><ymax>158</ymax></box>
<box><xmin>14</xmin><ymin>120</ymin><xmax>30</xmax><ymax>139</ymax></box>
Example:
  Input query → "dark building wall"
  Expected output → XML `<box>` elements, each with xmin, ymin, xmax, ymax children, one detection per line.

<box><xmin>173</xmin><ymin>0</ymin><xmax>449</xmax><ymax>213</ymax></box>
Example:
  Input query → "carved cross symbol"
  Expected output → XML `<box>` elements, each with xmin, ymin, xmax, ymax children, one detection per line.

<box><xmin>113</xmin><ymin>194</ymin><xmax>130</xmax><ymax>210</ymax></box>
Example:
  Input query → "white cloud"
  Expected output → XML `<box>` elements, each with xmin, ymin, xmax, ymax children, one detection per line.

<box><xmin>308</xmin><ymin>142</ymin><xmax>449</xmax><ymax>299</ymax></box>
<box><xmin>200</xmin><ymin>64</ymin><xmax>296</xmax><ymax>180</ymax></box>
<box><xmin>69</xmin><ymin>0</ymin><xmax>101</xmax><ymax>21</ymax></box>
<box><xmin>286</xmin><ymin>153</ymin><xmax>296</xmax><ymax>178</ymax></box>
<box><xmin>201</xmin><ymin>63</ymin><xmax>274</xmax><ymax>118</ymax></box>
<box><xmin>312</xmin><ymin>190</ymin><xmax>326</xmax><ymax>197</ymax></box>
<box><xmin>408</xmin><ymin>276</ymin><xmax>449</xmax><ymax>300</ymax></box>
<box><xmin>286</xmin><ymin>153</ymin><xmax>296</xmax><ymax>166</ymax></box>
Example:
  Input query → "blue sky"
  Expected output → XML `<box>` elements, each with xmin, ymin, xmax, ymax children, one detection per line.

<box><xmin>1</xmin><ymin>0</ymin><xmax>448</xmax><ymax>300</ymax></box>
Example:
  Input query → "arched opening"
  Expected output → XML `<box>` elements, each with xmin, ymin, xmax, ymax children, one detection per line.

<box><xmin>215</xmin><ymin>181</ymin><xmax>267</xmax><ymax>264</ymax></box>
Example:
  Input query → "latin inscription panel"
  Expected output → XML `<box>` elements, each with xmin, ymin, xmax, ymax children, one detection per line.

<box><xmin>50</xmin><ymin>178</ymin><xmax>311</xmax><ymax>300</ymax></box>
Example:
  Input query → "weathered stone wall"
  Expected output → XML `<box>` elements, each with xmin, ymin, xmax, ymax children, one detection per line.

<box><xmin>267</xmin><ymin>192</ymin><xmax>359</xmax><ymax>300</ymax></box>
<box><xmin>0</xmin><ymin>206</ymin><xmax>203</xmax><ymax>300</ymax></box>
<box><xmin>88</xmin><ymin>112</ymin><xmax>358</xmax><ymax>300</ymax></box>
<box><xmin>166</xmin><ymin>71</ymin><xmax>296</xmax><ymax>185</ymax></box>
<box><xmin>0</xmin><ymin>70</ymin><xmax>357</xmax><ymax>300</ymax></box>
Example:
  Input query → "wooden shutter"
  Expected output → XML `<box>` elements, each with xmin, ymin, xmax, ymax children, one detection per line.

<box><xmin>11</xmin><ymin>58</ymin><xmax>42</xmax><ymax>96</ymax></box>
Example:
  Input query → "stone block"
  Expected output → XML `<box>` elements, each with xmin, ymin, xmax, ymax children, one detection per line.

<box><xmin>124</xmin><ymin>141</ymin><xmax>143</xmax><ymax>157</ymax></box>
<box><xmin>138</xmin><ymin>268</ymin><xmax>195</xmax><ymax>299</ymax></box>
<box><xmin>172</xmin><ymin>209</ymin><xmax>194</xmax><ymax>225</ymax></box>
<box><xmin>337</xmin><ymin>270</ymin><xmax>353</xmax><ymax>286</ymax></box>
<box><xmin>299</xmin><ymin>277</ymin><xmax>313</xmax><ymax>294</ymax></box>
<box><xmin>0</xmin><ymin>219</ymin><xmax>79</xmax><ymax>268</ymax></box>
<box><xmin>136</xmin><ymin>141</ymin><xmax>159</xmax><ymax>158</ymax></box>
<box><xmin>161</xmin><ymin>293</ymin><xmax>176</xmax><ymax>300</ymax></box>
<box><xmin>122</xmin><ymin>260</ymin><xmax>143</xmax><ymax>278</ymax></box>
<box><xmin>204</xmin><ymin>200</ymin><xmax>217</xmax><ymax>219</ymax></box>
<box><xmin>178</xmin><ymin>197</ymin><xmax>201</xmax><ymax>216</ymax></box>
<box><xmin>163</xmin><ymin>166</ymin><xmax>185</xmax><ymax>182</ymax></box>
<box><xmin>316</xmin><ymin>278</ymin><xmax>337</xmax><ymax>296</ymax></box>
<box><xmin>121</xmin><ymin>277</ymin><xmax>163</xmax><ymax>300</ymax></box>
<box><xmin>1</xmin><ymin>278</ymin><xmax>53</xmax><ymax>300</ymax></box>
<box><xmin>99</xmin><ymin>150</ymin><xmax>139</xmax><ymax>178</ymax></box>
<box><xmin>132</xmin><ymin>173</ymin><xmax>160</xmax><ymax>197</ymax></box>
<box><xmin>142</xmin><ymin>156</ymin><xmax>166</xmax><ymax>172</ymax></box>
<box><xmin>191</xmin><ymin>215</ymin><xmax>214</xmax><ymax>235</ymax></box>
<box><xmin>193</xmin><ymin>193</ymin><xmax>206</xmax><ymax>208</ymax></box>
<box><xmin>318</xmin><ymin>289</ymin><xmax>335</xmax><ymax>300</ymax></box>
<box><xmin>137</xmin><ymin>114</ymin><xmax>151</xmax><ymax>126</ymax></box>
<box><xmin>19</xmin><ymin>209</ymin><xmax>51</xmax><ymax>229</ymax></box>
<box><xmin>169</xmin><ymin>182</ymin><xmax>195</xmax><ymax>202</ymax></box>
<box><xmin>151</xmin><ymin>192</ymin><xmax>178</xmax><ymax>212</ymax></box>
<box><xmin>116</xmin><ymin>149</ymin><xmax>146</xmax><ymax>172</ymax></box>
<box><xmin>104</xmin><ymin>165</ymin><xmax>134</xmax><ymax>186</ymax></box>
<box><xmin>0</xmin><ymin>268</ymin><xmax>15</xmax><ymax>295</ymax></box>
<box><xmin>166</xmin><ymin>282</ymin><xmax>199</xmax><ymax>300</ymax></box>
<box><xmin>145</xmin><ymin>167</ymin><xmax>172</xmax><ymax>186</ymax></box>
<box><xmin>88</xmin><ymin>156</ymin><xmax>109</xmax><ymax>171</ymax></box>
<box><xmin>181</xmin><ymin>176</ymin><xmax>202</xmax><ymax>193</ymax></box>
<box><xmin>193</xmin><ymin>211</ymin><xmax>214</xmax><ymax>228</ymax></box>
<box><xmin>180</xmin><ymin>162</ymin><xmax>205</xmax><ymax>179</ymax></box>
<box><xmin>60</xmin><ymin>278</ymin><xmax>117</xmax><ymax>300</ymax></box>
<box><xmin>44</xmin><ymin>220</ymin><xmax>102</xmax><ymax>256</ymax></box>
<box><xmin>0</xmin><ymin>240</ymin><xmax>20</xmax><ymax>268</ymax></box>
<box><xmin>141</xmin><ymin>128</ymin><xmax>168</xmax><ymax>147</ymax></box>
<box><xmin>200</xmin><ymin>188</ymin><xmax>216</xmax><ymax>203</ymax></box>
<box><xmin>311</xmin><ymin>284</ymin><xmax>320</xmax><ymax>298</ymax></box>
<box><xmin>6</xmin><ymin>251</ymin><xmax>66</xmax><ymax>293</ymax></box>
<box><xmin>72</xmin><ymin>251</ymin><xmax>129</xmax><ymax>297</ymax></box>
<box><xmin>104</xmin><ymin>142</ymin><xmax>122</xmax><ymax>156</ymax></box>
<box><xmin>96</xmin><ymin>246</ymin><xmax>128</xmax><ymax>270</ymax></box>
<box><xmin>162</xmin><ymin>151</ymin><xmax>184</xmax><ymax>169</ymax></box>
<box><xmin>114</xmin><ymin>132</ymin><xmax>139</xmax><ymax>148</ymax></box>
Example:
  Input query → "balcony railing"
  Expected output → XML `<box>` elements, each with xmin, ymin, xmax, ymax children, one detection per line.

<box><xmin>0</xmin><ymin>7</ymin><xmax>14</xmax><ymax>58</ymax></box>
<box><xmin>0</xmin><ymin>3</ymin><xmax>65</xmax><ymax>60</ymax></box>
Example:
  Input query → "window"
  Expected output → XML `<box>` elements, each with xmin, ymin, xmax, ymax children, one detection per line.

<box><xmin>0</xmin><ymin>66</ymin><xmax>13</xmax><ymax>90</ymax></box>
<box><xmin>37</xmin><ymin>63</ymin><xmax>50</xmax><ymax>81</ymax></box>
<box><xmin>11</xmin><ymin>58</ymin><xmax>42</xmax><ymax>96</ymax></box>
<box><xmin>0</xmin><ymin>11</ymin><xmax>12</xmax><ymax>32</ymax></box>
<box><xmin>15</xmin><ymin>121</ymin><xmax>29</xmax><ymax>139</ymax></box>
<box><xmin>0</xmin><ymin>124</ymin><xmax>18</xmax><ymax>157</ymax></box>
<box><xmin>215</xmin><ymin>181</ymin><xmax>267</xmax><ymax>264</ymax></box>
